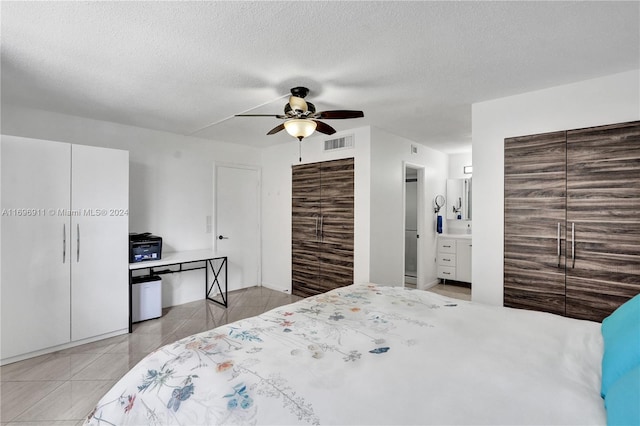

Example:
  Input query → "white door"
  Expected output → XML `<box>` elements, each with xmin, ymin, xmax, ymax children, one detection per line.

<box><xmin>215</xmin><ymin>165</ymin><xmax>260</xmax><ymax>291</ymax></box>
<box><xmin>71</xmin><ymin>144</ymin><xmax>129</xmax><ymax>341</ymax></box>
<box><xmin>1</xmin><ymin>136</ymin><xmax>71</xmax><ymax>360</ymax></box>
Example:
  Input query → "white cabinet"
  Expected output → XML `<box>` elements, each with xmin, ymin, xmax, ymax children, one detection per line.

<box><xmin>436</xmin><ymin>236</ymin><xmax>471</xmax><ymax>283</ymax></box>
<box><xmin>437</xmin><ymin>238</ymin><xmax>457</xmax><ymax>280</ymax></box>
<box><xmin>71</xmin><ymin>144</ymin><xmax>129</xmax><ymax>341</ymax></box>
<box><xmin>1</xmin><ymin>136</ymin><xmax>129</xmax><ymax>362</ymax></box>
<box><xmin>1</xmin><ymin>137</ymin><xmax>72</xmax><ymax>358</ymax></box>
<box><xmin>456</xmin><ymin>239</ymin><xmax>472</xmax><ymax>283</ymax></box>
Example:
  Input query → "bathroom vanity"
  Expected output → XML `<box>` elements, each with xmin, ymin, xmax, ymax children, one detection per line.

<box><xmin>437</xmin><ymin>234</ymin><xmax>472</xmax><ymax>283</ymax></box>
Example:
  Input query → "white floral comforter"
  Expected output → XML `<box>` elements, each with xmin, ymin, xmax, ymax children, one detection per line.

<box><xmin>85</xmin><ymin>284</ymin><xmax>605</xmax><ymax>425</ymax></box>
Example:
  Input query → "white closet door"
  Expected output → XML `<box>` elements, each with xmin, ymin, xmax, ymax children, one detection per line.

<box><xmin>71</xmin><ymin>145</ymin><xmax>128</xmax><ymax>341</ymax></box>
<box><xmin>1</xmin><ymin>136</ymin><xmax>71</xmax><ymax>360</ymax></box>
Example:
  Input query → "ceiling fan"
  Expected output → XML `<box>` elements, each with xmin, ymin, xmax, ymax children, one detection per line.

<box><xmin>235</xmin><ymin>86</ymin><xmax>364</xmax><ymax>141</ymax></box>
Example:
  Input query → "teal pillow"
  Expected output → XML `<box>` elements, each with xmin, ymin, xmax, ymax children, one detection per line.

<box><xmin>605</xmin><ymin>365</ymin><xmax>640</xmax><ymax>426</ymax></box>
<box><xmin>602</xmin><ymin>294</ymin><xmax>640</xmax><ymax>337</ymax></box>
<box><xmin>601</xmin><ymin>294</ymin><xmax>640</xmax><ymax>397</ymax></box>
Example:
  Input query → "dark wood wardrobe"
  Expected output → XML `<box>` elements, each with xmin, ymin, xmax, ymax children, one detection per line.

<box><xmin>292</xmin><ymin>158</ymin><xmax>354</xmax><ymax>297</ymax></box>
<box><xmin>504</xmin><ymin>120</ymin><xmax>640</xmax><ymax>322</ymax></box>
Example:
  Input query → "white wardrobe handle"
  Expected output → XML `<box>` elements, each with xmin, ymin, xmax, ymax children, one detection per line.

<box><xmin>76</xmin><ymin>224</ymin><xmax>80</xmax><ymax>262</ymax></box>
<box><xmin>63</xmin><ymin>223</ymin><xmax>66</xmax><ymax>263</ymax></box>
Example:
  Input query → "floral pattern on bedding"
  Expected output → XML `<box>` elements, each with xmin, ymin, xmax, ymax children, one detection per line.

<box><xmin>85</xmin><ymin>284</ymin><xmax>441</xmax><ymax>425</ymax></box>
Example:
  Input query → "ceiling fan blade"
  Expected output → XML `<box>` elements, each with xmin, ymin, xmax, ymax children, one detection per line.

<box><xmin>313</xmin><ymin>120</ymin><xmax>336</xmax><ymax>135</ymax></box>
<box><xmin>236</xmin><ymin>114</ymin><xmax>287</xmax><ymax>119</ymax></box>
<box><xmin>267</xmin><ymin>123</ymin><xmax>286</xmax><ymax>135</ymax></box>
<box><xmin>316</xmin><ymin>110</ymin><xmax>364</xmax><ymax>120</ymax></box>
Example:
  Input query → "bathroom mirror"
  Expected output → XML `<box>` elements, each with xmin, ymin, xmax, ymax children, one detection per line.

<box><xmin>446</xmin><ymin>178</ymin><xmax>472</xmax><ymax>220</ymax></box>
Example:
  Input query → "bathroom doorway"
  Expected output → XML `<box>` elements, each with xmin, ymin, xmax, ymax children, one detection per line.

<box><xmin>404</xmin><ymin>163</ymin><xmax>425</xmax><ymax>289</ymax></box>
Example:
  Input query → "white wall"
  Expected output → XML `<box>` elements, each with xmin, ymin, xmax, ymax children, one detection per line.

<box><xmin>2</xmin><ymin>105</ymin><xmax>262</xmax><ymax>306</ymax></box>
<box><xmin>472</xmin><ymin>69</ymin><xmax>640</xmax><ymax>306</ymax></box>
<box><xmin>261</xmin><ymin>126</ymin><xmax>371</xmax><ymax>293</ymax></box>
<box><xmin>369</xmin><ymin>127</ymin><xmax>448</xmax><ymax>288</ymax></box>
<box><xmin>448</xmin><ymin>152</ymin><xmax>472</xmax><ymax>179</ymax></box>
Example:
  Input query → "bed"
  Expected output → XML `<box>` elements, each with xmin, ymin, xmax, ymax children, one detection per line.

<box><xmin>85</xmin><ymin>283</ymin><xmax>635</xmax><ymax>425</ymax></box>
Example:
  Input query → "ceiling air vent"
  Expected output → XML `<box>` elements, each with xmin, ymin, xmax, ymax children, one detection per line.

<box><xmin>324</xmin><ymin>134</ymin><xmax>354</xmax><ymax>152</ymax></box>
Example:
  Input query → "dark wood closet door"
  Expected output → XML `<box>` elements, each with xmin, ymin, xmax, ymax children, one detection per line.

<box><xmin>292</xmin><ymin>158</ymin><xmax>355</xmax><ymax>298</ymax></box>
<box><xmin>565</xmin><ymin>121</ymin><xmax>640</xmax><ymax>321</ymax></box>
<box><xmin>319</xmin><ymin>159</ymin><xmax>354</xmax><ymax>290</ymax></box>
<box><xmin>292</xmin><ymin>163</ymin><xmax>321</xmax><ymax>297</ymax></box>
<box><xmin>504</xmin><ymin>131</ymin><xmax>567</xmax><ymax>315</ymax></box>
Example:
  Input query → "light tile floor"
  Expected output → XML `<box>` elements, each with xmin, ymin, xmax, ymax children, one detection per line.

<box><xmin>426</xmin><ymin>281</ymin><xmax>472</xmax><ymax>301</ymax></box>
<box><xmin>0</xmin><ymin>286</ymin><xmax>302</xmax><ymax>426</ymax></box>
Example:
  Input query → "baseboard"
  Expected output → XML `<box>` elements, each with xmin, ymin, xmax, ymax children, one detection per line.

<box><xmin>1</xmin><ymin>328</ymin><xmax>128</xmax><ymax>366</ymax></box>
<box><xmin>261</xmin><ymin>282</ymin><xmax>291</xmax><ymax>294</ymax></box>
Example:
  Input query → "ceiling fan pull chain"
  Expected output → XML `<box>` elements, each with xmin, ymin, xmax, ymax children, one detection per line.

<box><xmin>299</xmin><ymin>140</ymin><xmax>302</xmax><ymax>163</ymax></box>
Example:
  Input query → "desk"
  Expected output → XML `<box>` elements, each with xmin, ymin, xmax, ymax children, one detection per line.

<box><xmin>128</xmin><ymin>249</ymin><xmax>227</xmax><ymax>332</ymax></box>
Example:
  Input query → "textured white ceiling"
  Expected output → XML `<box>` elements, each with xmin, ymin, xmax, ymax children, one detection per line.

<box><xmin>2</xmin><ymin>1</ymin><xmax>638</xmax><ymax>153</ymax></box>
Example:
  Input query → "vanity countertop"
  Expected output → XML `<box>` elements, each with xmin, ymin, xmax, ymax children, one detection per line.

<box><xmin>439</xmin><ymin>233</ymin><xmax>472</xmax><ymax>239</ymax></box>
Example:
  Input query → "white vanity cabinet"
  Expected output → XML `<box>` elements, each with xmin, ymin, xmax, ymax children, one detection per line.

<box><xmin>437</xmin><ymin>235</ymin><xmax>471</xmax><ymax>283</ymax></box>
<box><xmin>437</xmin><ymin>238</ymin><xmax>457</xmax><ymax>280</ymax></box>
<box><xmin>456</xmin><ymin>239</ymin><xmax>472</xmax><ymax>283</ymax></box>
<box><xmin>1</xmin><ymin>135</ymin><xmax>129</xmax><ymax>363</ymax></box>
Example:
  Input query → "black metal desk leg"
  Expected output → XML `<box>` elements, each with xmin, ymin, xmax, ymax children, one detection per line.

<box><xmin>206</xmin><ymin>257</ymin><xmax>228</xmax><ymax>308</ymax></box>
<box><xmin>128</xmin><ymin>269</ymin><xmax>133</xmax><ymax>333</ymax></box>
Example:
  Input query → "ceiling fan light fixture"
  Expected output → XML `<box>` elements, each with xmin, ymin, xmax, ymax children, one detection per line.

<box><xmin>284</xmin><ymin>119</ymin><xmax>317</xmax><ymax>140</ymax></box>
<box><xmin>289</xmin><ymin>95</ymin><xmax>308</xmax><ymax>113</ymax></box>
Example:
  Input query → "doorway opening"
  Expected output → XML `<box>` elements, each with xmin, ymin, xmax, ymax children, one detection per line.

<box><xmin>403</xmin><ymin>163</ymin><xmax>425</xmax><ymax>289</ymax></box>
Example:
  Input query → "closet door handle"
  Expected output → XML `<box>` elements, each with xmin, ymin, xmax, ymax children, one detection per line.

<box><xmin>320</xmin><ymin>216</ymin><xmax>323</xmax><ymax>242</ymax></box>
<box><xmin>557</xmin><ymin>223</ymin><xmax>561</xmax><ymax>267</ymax></box>
<box><xmin>571</xmin><ymin>222</ymin><xmax>575</xmax><ymax>268</ymax></box>
<box><xmin>76</xmin><ymin>224</ymin><xmax>80</xmax><ymax>262</ymax></box>
<box><xmin>315</xmin><ymin>217</ymin><xmax>319</xmax><ymax>241</ymax></box>
<box><xmin>63</xmin><ymin>223</ymin><xmax>66</xmax><ymax>263</ymax></box>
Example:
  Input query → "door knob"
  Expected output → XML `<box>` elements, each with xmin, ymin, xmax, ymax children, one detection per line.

<box><xmin>218</xmin><ymin>235</ymin><xmax>229</xmax><ymax>240</ymax></box>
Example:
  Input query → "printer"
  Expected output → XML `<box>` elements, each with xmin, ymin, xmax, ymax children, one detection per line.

<box><xmin>129</xmin><ymin>233</ymin><xmax>162</xmax><ymax>263</ymax></box>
